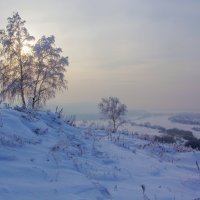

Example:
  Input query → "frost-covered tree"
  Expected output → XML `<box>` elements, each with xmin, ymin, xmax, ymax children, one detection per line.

<box><xmin>0</xmin><ymin>12</ymin><xmax>34</xmax><ymax>107</ymax></box>
<box><xmin>29</xmin><ymin>36</ymin><xmax>68</xmax><ymax>109</ymax></box>
<box><xmin>0</xmin><ymin>13</ymin><xmax>68</xmax><ymax>109</ymax></box>
<box><xmin>99</xmin><ymin>97</ymin><xmax>127</xmax><ymax>132</ymax></box>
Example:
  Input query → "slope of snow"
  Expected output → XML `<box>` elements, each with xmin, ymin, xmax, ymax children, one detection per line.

<box><xmin>0</xmin><ymin>108</ymin><xmax>200</xmax><ymax>200</ymax></box>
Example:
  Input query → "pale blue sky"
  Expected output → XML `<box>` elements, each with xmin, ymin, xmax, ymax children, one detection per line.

<box><xmin>0</xmin><ymin>0</ymin><xmax>200</xmax><ymax>113</ymax></box>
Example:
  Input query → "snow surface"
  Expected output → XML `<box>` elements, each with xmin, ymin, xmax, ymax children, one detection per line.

<box><xmin>0</xmin><ymin>108</ymin><xmax>200</xmax><ymax>200</ymax></box>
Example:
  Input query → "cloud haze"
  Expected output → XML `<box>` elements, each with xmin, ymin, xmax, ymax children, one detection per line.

<box><xmin>0</xmin><ymin>0</ymin><xmax>200</xmax><ymax>113</ymax></box>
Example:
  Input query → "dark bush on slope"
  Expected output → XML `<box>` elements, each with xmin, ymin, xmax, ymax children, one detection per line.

<box><xmin>185</xmin><ymin>138</ymin><xmax>200</xmax><ymax>150</ymax></box>
<box><xmin>166</xmin><ymin>128</ymin><xmax>195</xmax><ymax>141</ymax></box>
<box><xmin>154</xmin><ymin>135</ymin><xmax>175</xmax><ymax>144</ymax></box>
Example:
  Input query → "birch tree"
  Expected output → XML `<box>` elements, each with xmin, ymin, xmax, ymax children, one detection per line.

<box><xmin>0</xmin><ymin>12</ymin><xmax>34</xmax><ymax>107</ymax></box>
<box><xmin>29</xmin><ymin>35</ymin><xmax>68</xmax><ymax>109</ymax></box>
<box><xmin>99</xmin><ymin>97</ymin><xmax>127</xmax><ymax>133</ymax></box>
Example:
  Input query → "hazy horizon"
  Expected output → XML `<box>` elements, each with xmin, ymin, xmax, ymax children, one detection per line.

<box><xmin>1</xmin><ymin>0</ymin><xmax>200</xmax><ymax>113</ymax></box>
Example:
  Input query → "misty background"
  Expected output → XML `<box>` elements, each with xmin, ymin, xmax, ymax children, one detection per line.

<box><xmin>0</xmin><ymin>0</ymin><xmax>200</xmax><ymax>116</ymax></box>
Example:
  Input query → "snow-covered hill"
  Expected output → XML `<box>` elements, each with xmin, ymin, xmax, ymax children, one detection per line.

<box><xmin>0</xmin><ymin>108</ymin><xmax>200</xmax><ymax>200</ymax></box>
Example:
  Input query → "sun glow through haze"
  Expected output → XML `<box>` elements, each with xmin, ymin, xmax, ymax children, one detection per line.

<box><xmin>22</xmin><ymin>41</ymin><xmax>35</xmax><ymax>55</ymax></box>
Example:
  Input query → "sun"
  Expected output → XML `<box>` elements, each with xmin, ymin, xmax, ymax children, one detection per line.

<box><xmin>22</xmin><ymin>45</ymin><xmax>32</xmax><ymax>54</ymax></box>
<box><xmin>22</xmin><ymin>41</ymin><xmax>35</xmax><ymax>55</ymax></box>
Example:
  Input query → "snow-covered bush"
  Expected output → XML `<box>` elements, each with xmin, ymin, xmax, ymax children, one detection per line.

<box><xmin>0</xmin><ymin>133</ymin><xmax>41</xmax><ymax>147</ymax></box>
<box><xmin>3</xmin><ymin>103</ymin><xmax>11</xmax><ymax>109</ymax></box>
<box><xmin>33</xmin><ymin>128</ymin><xmax>48</xmax><ymax>136</ymax></box>
<box><xmin>64</xmin><ymin>115</ymin><xmax>76</xmax><ymax>127</ymax></box>
<box><xmin>55</xmin><ymin>106</ymin><xmax>64</xmax><ymax>119</ymax></box>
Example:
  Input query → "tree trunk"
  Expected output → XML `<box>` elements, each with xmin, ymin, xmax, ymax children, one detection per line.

<box><xmin>32</xmin><ymin>97</ymin><xmax>35</xmax><ymax>109</ymax></box>
<box><xmin>113</xmin><ymin>118</ymin><xmax>116</xmax><ymax>133</ymax></box>
<box><xmin>31</xmin><ymin>72</ymin><xmax>40</xmax><ymax>109</ymax></box>
<box><xmin>19</xmin><ymin>59</ymin><xmax>26</xmax><ymax>108</ymax></box>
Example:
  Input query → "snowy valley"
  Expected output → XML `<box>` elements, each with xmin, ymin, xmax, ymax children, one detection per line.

<box><xmin>0</xmin><ymin>108</ymin><xmax>200</xmax><ymax>200</ymax></box>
